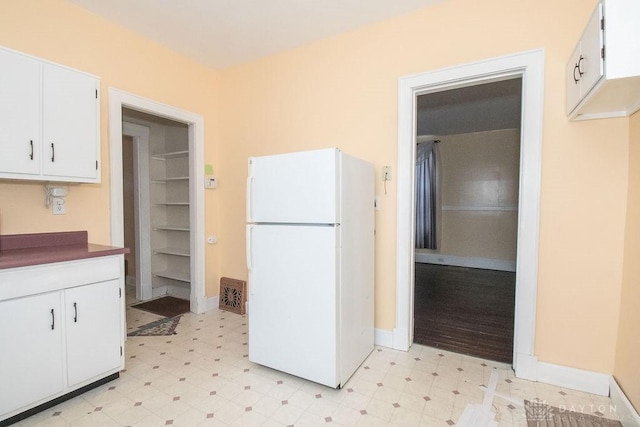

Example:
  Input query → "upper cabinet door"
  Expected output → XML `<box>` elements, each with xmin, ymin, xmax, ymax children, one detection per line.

<box><xmin>579</xmin><ymin>3</ymin><xmax>604</xmax><ymax>99</ymax></box>
<box><xmin>42</xmin><ymin>63</ymin><xmax>99</xmax><ymax>180</ymax></box>
<box><xmin>566</xmin><ymin>43</ymin><xmax>583</xmax><ymax>115</ymax></box>
<box><xmin>0</xmin><ymin>49</ymin><xmax>41</xmax><ymax>175</ymax></box>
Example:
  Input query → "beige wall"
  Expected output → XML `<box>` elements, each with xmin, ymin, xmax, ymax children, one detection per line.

<box><xmin>0</xmin><ymin>0</ymin><xmax>221</xmax><ymax>296</ymax></box>
<box><xmin>216</xmin><ymin>0</ymin><xmax>629</xmax><ymax>374</ymax></box>
<box><xmin>614</xmin><ymin>111</ymin><xmax>640</xmax><ymax>411</ymax></box>
<box><xmin>0</xmin><ymin>0</ymin><xmax>634</xmax><ymax>377</ymax></box>
<box><xmin>436</xmin><ymin>129</ymin><xmax>519</xmax><ymax>261</ymax></box>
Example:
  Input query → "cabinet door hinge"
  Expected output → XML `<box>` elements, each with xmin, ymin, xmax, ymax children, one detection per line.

<box><xmin>96</xmin><ymin>160</ymin><xmax>99</xmax><ymax>170</ymax></box>
<box><xmin>120</xmin><ymin>346</ymin><xmax>123</xmax><ymax>356</ymax></box>
<box><xmin>119</xmin><ymin>288</ymin><xmax>122</xmax><ymax>298</ymax></box>
<box><xmin>601</xmin><ymin>46</ymin><xmax>605</xmax><ymax>60</ymax></box>
<box><xmin>95</xmin><ymin>89</ymin><xmax>98</xmax><ymax>99</ymax></box>
<box><xmin>600</xmin><ymin>17</ymin><xmax>604</xmax><ymax>31</ymax></box>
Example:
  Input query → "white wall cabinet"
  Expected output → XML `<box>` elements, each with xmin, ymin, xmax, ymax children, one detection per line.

<box><xmin>0</xmin><ymin>46</ymin><xmax>100</xmax><ymax>182</ymax></box>
<box><xmin>0</xmin><ymin>256</ymin><xmax>124</xmax><ymax>423</ymax></box>
<box><xmin>567</xmin><ymin>0</ymin><xmax>640</xmax><ymax>120</ymax></box>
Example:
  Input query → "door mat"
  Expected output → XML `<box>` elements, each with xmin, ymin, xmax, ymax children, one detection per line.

<box><xmin>131</xmin><ymin>296</ymin><xmax>190</xmax><ymax>318</ymax></box>
<box><xmin>128</xmin><ymin>316</ymin><xmax>181</xmax><ymax>337</ymax></box>
<box><xmin>525</xmin><ymin>400</ymin><xmax>622</xmax><ymax>426</ymax></box>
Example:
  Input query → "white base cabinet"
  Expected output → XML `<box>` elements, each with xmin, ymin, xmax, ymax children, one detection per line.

<box><xmin>0</xmin><ymin>256</ymin><xmax>124</xmax><ymax>424</ymax></box>
<box><xmin>0</xmin><ymin>292</ymin><xmax>65</xmax><ymax>416</ymax></box>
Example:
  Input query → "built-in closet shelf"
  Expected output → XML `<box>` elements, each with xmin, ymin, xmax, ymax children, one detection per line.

<box><xmin>152</xmin><ymin>177</ymin><xmax>189</xmax><ymax>183</ymax></box>
<box><xmin>153</xmin><ymin>226</ymin><xmax>190</xmax><ymax>232</ymax></box>
<box><xmin>442</xmin><ymin>206</ymin><xmax>518</xmax><ymax>212</ymax></box>
<box><xmin>153</xmin><ymin>247</ymin><xmax>190</xmax><ymax>257</ymax></box>
<box><xmin>153</xmin><ymin>270</ymin><xmax>190</xmax><ymax>283</ymax></box>
<box><xmin>151</xmin><ymin>150</ymin><xmax>189</xmax><ymax>160</ymax></box>
<box><xmin>152</xmin><ymin>202</ymin><xmax>189</xmax><ymax>206</ymax></box>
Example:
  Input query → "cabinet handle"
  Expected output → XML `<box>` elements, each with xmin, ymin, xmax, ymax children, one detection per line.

<box><xmin>73</xmin><ymin>302</ymin><xmax>78</xmax><ymax>323</ymax></box>
<box><xmin>50</xmin><ymin>308</ymin><xmax>55</xmax><ymax>330</ymax></box>
<box><xmin>51</xmin><ymin>143</ymin><xmax>55</xmax><ymax>162</ymax></box>
<box><xmin>573</xmin><ymin>55</ymin><xmax>585</xmax><ymax>83</ymax></box>
<box><xmin>29</xmin><ymin>140</ymin><xmax>34</xmax><ymax>160</ymax></box>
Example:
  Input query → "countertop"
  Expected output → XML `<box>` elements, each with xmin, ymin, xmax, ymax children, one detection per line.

<box><xmin>0</xmin><ymin>231</ymin><xmax>129</xmax><ymax>270</ymax></box>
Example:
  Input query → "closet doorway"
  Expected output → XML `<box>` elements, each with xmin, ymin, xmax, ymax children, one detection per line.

<box><xmin>109</xmin><ymin>88</ymin><xmax>206</xmax><ymax>314</ymax></box>
<box><xmin>413</xmin><ymin>78</ymin><xmax>522</xmax><ymax>363</ymax></box>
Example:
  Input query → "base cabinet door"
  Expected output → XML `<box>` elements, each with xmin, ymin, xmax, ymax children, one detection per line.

<box><xmin>0</xmin><ymin>292</ymin><xmax>64</xmax><ymax>415</ymax></box>
<box><xmin>65</xmin><ymin>280</ymin><xmax>122</xmax><ymax>387</ymax></box>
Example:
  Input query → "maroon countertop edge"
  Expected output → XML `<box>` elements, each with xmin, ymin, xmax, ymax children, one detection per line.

<box><xmin>0</xmin><ymin>231</ymin><xmax>129</xmax><ymax>270</ymax></box>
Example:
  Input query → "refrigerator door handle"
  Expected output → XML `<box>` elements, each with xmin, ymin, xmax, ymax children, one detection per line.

<box><xmin>246</xmin><ymin>224</ymin><xmax>253</xmax><ymax>273</ymax></box>
<box><xmin>246</xmin><ymin>175</ymin><xmax>255</xmax><ymax>222</ymax></box>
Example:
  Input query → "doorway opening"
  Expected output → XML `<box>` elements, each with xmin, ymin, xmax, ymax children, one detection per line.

<box><xmin>395</xmin><ymin>50</ymin><xmax>544</xmax><ymax>380</ymax></box>
<box><xmin>413</xmin><ymin>79</ymin><xmax>522</xmax><ymax>363</ymax></box>
<box><xmin>108</xmin><ymin>88</ymin><xmax>207</xmax><ymax>317</ymax></box>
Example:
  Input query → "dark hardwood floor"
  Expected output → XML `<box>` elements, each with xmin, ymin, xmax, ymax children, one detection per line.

<box><xmin>413</xmin><ymin>263</ymin><xmax>515</xmax><ymax>363</ymax></box>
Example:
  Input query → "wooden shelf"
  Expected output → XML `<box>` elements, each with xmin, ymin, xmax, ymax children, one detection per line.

<box><xmin>151</xmin><ymin>150</ymin><xmax>188</xmax><ymax>160</ymax></box>
<box><xmin>153</xmin><ymin>270</ymin><xmax>190</xmax><ymax>283</ymax></box>
<box><xmin>152</xmin><ymin>176</ymin><xmax>189</xmax><ymax>183</ymax></box>
<box><xmin>153</xmin><ymin>247</ymin><xmax>190</xmax><ymax>257</ymax></box>
<box><xmin>153</xmin><ymin>225</ymin><xmax>190</xmax><ymax>232</ymax></box>
<box><xmin>152</xmin><ymin>202</ymin><xmax>189</xmax><ymax>206</ymax></box>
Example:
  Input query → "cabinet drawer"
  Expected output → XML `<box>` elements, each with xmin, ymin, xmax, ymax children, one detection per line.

<box><xmin>0</xmin><ymin>256</ymin><xmax>121</xmax><ymax>301</ymax></box>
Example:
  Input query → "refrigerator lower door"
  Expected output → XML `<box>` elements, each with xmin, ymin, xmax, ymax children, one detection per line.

<box><xmin>247</xmin><ymin>224</ymin><xmax>339</xmax><ymax>387</ymax></box>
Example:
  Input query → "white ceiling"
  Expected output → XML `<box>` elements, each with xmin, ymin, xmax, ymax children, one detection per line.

<box><xmin>66</xmin><ymin>0</ymin><xmax>444</xmax><ymax>69</ymax></box>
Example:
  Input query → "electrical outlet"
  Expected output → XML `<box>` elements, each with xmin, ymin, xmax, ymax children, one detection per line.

<box><xmin>382</xmin><ymin>166</ymin><xmax>392</xmax><ymax>181</ymax></box>
<box><xmin>52</xmin><ymin>197</ymin><xmax>66</xmax><ymax>215</ymax></box>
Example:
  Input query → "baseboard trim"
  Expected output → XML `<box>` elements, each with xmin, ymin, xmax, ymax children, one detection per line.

<box><xmin>206</xmin><ymin>296</ymin><xmax>220</xmax><ymax>312</ymax></box>
<box><xmin>414</xmin><ymin>252</ymin><xmax>516</xmax><ymax>272</ymax></box>
<box><xmin>610</xmin><ymin>377</ymin><xmax>640</xmax><ymax>426</ymax></box>
<box><xmin>537</xmin><ymin>362</ymin><xmax>610</xmax><ymax>396</ymax></box>
<box><xmin>374</xmin><ymin>328</ymin><xmax>394</xmax><ymax>348</ymax></box>
<box><xmin>514</xmin><ymin>352</ymin><xmax>538</xmax><ymax>381</ymax></box>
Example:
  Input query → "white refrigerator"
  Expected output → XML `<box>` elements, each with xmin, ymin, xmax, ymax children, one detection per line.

<box><xmin>246</xmin><ymin>148</ymin><xmax>375</xmax><ymax>388</ymax></box>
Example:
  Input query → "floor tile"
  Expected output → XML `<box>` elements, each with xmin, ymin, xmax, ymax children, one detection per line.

<box><xmin>8</xmin><ymin>290</ymin><xmax>620</xmax><ymax>426</ymax></box>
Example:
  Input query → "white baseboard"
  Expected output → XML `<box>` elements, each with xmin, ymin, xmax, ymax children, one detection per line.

<box><xmin>514</xmin><ymin>352</ymin><xmax>538</xmax><ymax>381</ymax></box>
<box><xmin>374</xmin><ymin>328</ymin><xmax>394</xmax><ymax>348</ymax></box>
<box><xmin>381</xmin><ymin>334</ymin><xmax>610</xmax><ymax>397</ymax></box>
<box><xmin>415</xmin><ymin>252</ymin><xmax>516</xmax><ymax>272</ymax></box>
<box><xmin>537</xmin><ymin>362</ymin><xmax>610</xmax><ymax>396</ymax></box>
<box><xmin>206</xmin><ymin>296</ymin><xmax>220</xmax><ymax>312</ymax></box>
<box><xmin>152</xmin><ymin>285</ymin><xmax>190</xmax><ymax>300</ymax></box>
<box><xmin>610</xmin><ymin>377</ymin><xmax>640</xmax><ymax>426</ymax></box>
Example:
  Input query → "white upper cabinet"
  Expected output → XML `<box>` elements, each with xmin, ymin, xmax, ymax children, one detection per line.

<box><xmin>0</xmin><ymin>46</ymin><xmax>100</xmax><ymax>182</ymax></box>
<box><xmin>567</xmin><ymin>0</ymin><xmax>640</xmax><ymax>120</ymax></box>
<box><xmin>0</xmin><ymin>49</ymin><xmax>41</xmax><ymax>176</ymax></box>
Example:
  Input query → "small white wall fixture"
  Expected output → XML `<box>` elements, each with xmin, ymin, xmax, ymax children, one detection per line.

<box><xmin>395</xmin><ymin>50</ymin><xmax>545</xmax><ymax>381</ymax></box>
<box><xmin>109</xmin><ymin>88</ymin><xmax>207</xmax><ymax>314</ymax></box>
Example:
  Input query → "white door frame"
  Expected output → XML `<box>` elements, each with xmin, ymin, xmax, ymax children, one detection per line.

<box><xmin>394</xmin><ymin>50</ymin><xmax>544</xmax><ymax>380</ymax></box>
<box><xmin>122</xmin><ymin>122</ymin><xmax>152</xmax><ymax>301</ymax></box>
<box><xmin>109</xmin><ymin>88</ymin><xmax>207</xmax><ymax>314</ymax></box>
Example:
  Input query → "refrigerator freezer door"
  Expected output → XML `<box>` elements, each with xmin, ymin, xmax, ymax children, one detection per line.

<box><xmin>248</xmin><ymin>148</ymin><xmax>339</xmax><ymax>224</ymax></box>
<box><xmin>247</xmin><ymin>224</ymin><xmax>339</xmax><ymax>387</ymax></box>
